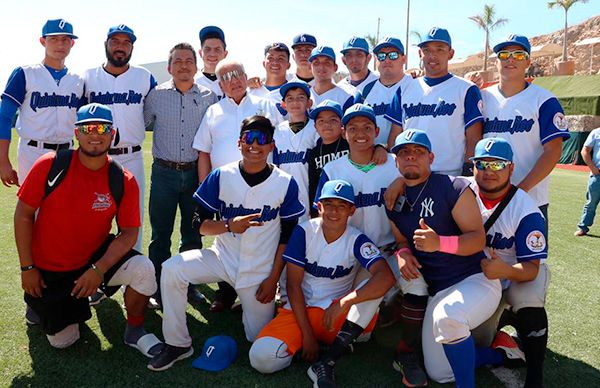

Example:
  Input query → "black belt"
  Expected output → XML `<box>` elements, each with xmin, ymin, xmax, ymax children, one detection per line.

<box><xmin>27</xmin><ymin>140</ymin><xmax>71</xmax><ymax>151</ymax></box>
<box><xmin>109</xmin><ymin>145</ymin><xmax>142</xmax><ymax>155</ymax></box>
<box><xmin>155</xmin><ymin>158</ymin><xmax>197</xmax><ymax>171</ymax></box>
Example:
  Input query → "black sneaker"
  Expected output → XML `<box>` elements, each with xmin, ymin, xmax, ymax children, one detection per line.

<box><xmin>308</xmin><ymin>359</ymin><xmax>337</xmax><ymax>388</ymax></box>
<box><xmin>89</xmin><ymin>290</ymin><xmax>107</xmax><ymax>306</ymax></box>
<box><xmin>392</xmin><ymin>352</ymin><xmax>428</xmax><ymax>387</ymax></box>
<box><xmin>187</xmin><ymin>285</ymin><xmax>207</xmax><ymax>304</ymax></box>
<box><xmin>147</xmin><ymin>344</ymin><xmax>194</xmax><ymax>371</ymax></box>
<box><xmin>25</xmin><ymin>305</ymin><xmax>40</xmax><ymax>325</ymax></box>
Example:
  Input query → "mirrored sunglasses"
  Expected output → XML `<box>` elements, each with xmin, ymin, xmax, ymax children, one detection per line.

<box><xmin>376</xmin><ymin>51</ymin><xmax>400</xmax><ymax>61</ymax></box>
<box><xmin>474</xmin><ymin>160</ymin><xmax>511</xmax><ymax>171</ymax></box>
<box><xmin>241</xmin><ymin>130</ymin><xmax>271</xmax><ymax>145</ymax></box>
<box><xmin>497</xmin><ymin>50</ymin><xmax>529</xmax><ymax>61</ymax></box>
<box><xmin>77</xmin><ymin>123</ymin><xmax>112</xmax><ymax>135</ymax></box>
<box><xmin>221</xmin><ymin>69</ymin><xmax>245</xmax><ymax>82</ymax></box>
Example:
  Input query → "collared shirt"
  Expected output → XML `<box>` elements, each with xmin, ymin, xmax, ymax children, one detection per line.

<box><xmin>144</xmin><ymin>80</ymin><xmax>217</xmax><ymax>163</ymax></box>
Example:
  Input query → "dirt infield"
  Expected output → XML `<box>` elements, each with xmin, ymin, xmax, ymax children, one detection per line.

<box><xmin>556</xmin><ymin>164</ymin><xmax>589</xmax><ymax>172</ymax></box>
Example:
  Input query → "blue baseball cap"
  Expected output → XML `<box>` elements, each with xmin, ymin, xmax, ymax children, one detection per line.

<box><xmin>318</xmin><ymin>179</ymin><xmax>355</xmax><ymax>205</ymax></box>
<box><xmin>75</xmin><ymin>103</ymin><xmax>113</xmax><ymax>125</ymax></box>
<box><xmin>418</xmin><ymin>27</ymin><xmax>452</xmax><ymax>48</ymax></box>
<box><xmin>342</xmin><ymin>103</ymin><xmax>376</xmax><ymax>126</ymax></box>
<box><xmin>107</xmin><ymin>24</ymin><xmax>136</xmax><ymax>44</ymax></box>
<box><xmin>292</xmin><ymin>33</ymin><xmax>317</xmax><ymax>48</ymax></box>
<box><xmin>42</xmin><ymin>19</ymin><xmax>77</xmax><ymax>39</ymax></box>
<box><xmin>471</xmin><ymin>137</ymin><xmax>514</xmax><ymax>162</ymax></box>
<box><xmin>280</xmin><ymin>81</ymin><xmax>311</xmax><ymax>99</ymax></box>
<box><xmin>309</xmin><ymin>100</ymin><xmax>343</xmax><ymax>120</ymax></box>
<box><xmin>200</xmin><ymin>26</ymin><xmax>226</xmax><ymax>47</ymax></box>
<box><xmin>493</xmin><ymin>34</ymin><xmax>531</xmax><ymax>54</ymax></box>
<box><xmin>341</xmin><ymin>37</ymin><xmax>370</xmax><ymax>54</ymax></box>
<box><xmin>191</xmin><ymin>335</ymin><xmax>237</xmax><ymax>372</ymax></box>
<box><xmin>309</xmin><ymin>46</ymin><xmax>336</xmax><ymax>63</ymax></box>
<box><xmin>391</xmin><ymin>129</ymin><xmax>432</xmax><ymax>154</ymax></box>
<box><xmin>374</xmin><ymin>37</ymin><xmax>404</xmax><ymax>55</ymax></box>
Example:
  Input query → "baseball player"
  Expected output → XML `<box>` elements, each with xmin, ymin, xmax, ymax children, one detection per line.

<box><xmin>195</xmin><ymin>26</ymin><xmax>228</xmax><ymax>99</ymax></box>
<box><xmin>337</xmin><ymin>36</ymin><xmax>378</xmax><ymax>94</ymax></box>
<box><xmin>83</xmin><ymin>24</ymin><xmax>157</xmax><ymax>253</ymax></box>
<box><xmin>249</xmin><ymin>42</ymin><xmax>291</xmax><ymax>102</ymax></box>
<box><xmin>289</xmin><ymin>33</ymin><xmax>317</xmax><ymax>83</ymax></box>
<box><xmin>575</xmin><ymin>126</ymin><xmax>600</xmax><ymax>236</ymax></box>
<box><xmin>148</xmin><ymin>115</ymin><xmax>304</xmax><ymax>371</ymax></box>
<box><xmin>468</xmin><ymin>137</ymin><xmax>548</xmax><ymax>388</ymax></box>
<box><xmin>354</xmin><ymin>36</ymin><xmax>413</xmax><ymax>148</ymax></box>
<box><xmin>0</xmin><ymin>19</ymin><xmax>83</xmax><ymax>187</ymax></box>
<box><xmin>387</xmin><ymin>129</ymin><xmax>501</xmax><ymax>387</ymax></box>
<box><xmin>385</xmin><ymin>27</ymin><xmax>484</xmax><ymax>176</ymax></box>
<box><xmin>309</xmin><ymin>46</ymin><xmax>353</xmax><ymax>109</ymax></box>
<box><xmin>249</xmin><ymin>180</ymin><xmax>395</xmax><ymax>385</ymax></box>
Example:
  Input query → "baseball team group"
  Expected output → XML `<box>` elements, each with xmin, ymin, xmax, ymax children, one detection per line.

<box><xmin>4</xmin><ymin>17</ymin><xmax>598</xmax><ymax>388</ymax></box>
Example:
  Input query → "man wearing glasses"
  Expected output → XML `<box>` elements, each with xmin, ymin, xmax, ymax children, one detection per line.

<box><xmin>149</xmin><ymin>115</ymin><xmax>304</xmax><ymax>371</ymax></box>
<box><xmin>15</xmin><ymin>103</ymin><xmax>161</xmax><ymax>355</ymax></box>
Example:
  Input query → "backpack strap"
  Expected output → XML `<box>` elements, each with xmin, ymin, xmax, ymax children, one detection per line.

<box><xmin>484</xmin><ymin>185</ymin><xmax>518</xmax><ymax>233</ymax></box>
<box><xmin>44</xmin><ymin>149</ymin><xmax>74</xmax><ymax>198</ymax></box>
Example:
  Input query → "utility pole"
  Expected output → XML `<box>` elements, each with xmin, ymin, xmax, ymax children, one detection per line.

<box><xmin>405</xmin><ymin>0</ymin><xmax>410</xmax><ymax>70</ymax></box>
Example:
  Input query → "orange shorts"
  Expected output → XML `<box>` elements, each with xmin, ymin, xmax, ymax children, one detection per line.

<box><xmin>255</xmin><ymin>304</ymin><xmax>378</xmax><ymax>356</ymax></box>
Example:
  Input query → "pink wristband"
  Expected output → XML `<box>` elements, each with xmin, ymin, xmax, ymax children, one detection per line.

<box><xmin>439</xmin><ymin>236</ymin><xmax>459</xmax><ymax>254</ymax></box>
<box><xmin>395</xmin><ymin>247</ymin><xmax>412</xmax><ymax>257</ymax></box>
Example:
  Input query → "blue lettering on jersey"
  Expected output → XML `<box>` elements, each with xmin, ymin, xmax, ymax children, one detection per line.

<box><xmin>88</xmin><ymin>90</ymin><xmax>143</xmax><ymax>106</ymax></box>
<box><xmin>221</xmin><ymin>203</ymin><xmax>280</xmax><ymax>222</ymax></box>
<box><xmin>29</xmin><ymin>92</ymin><xmax>80</xmax><ymax>112</ymax></box>
<box><xmin>487</xmin><ymin>232</ymin><xmax>515</xmax><ymax>250</ymax></box>
<box><xmin>354</xmin><ymin>188</ymin><xmax>386</xmax><ymax>208</ymax></box>
<box><xmin>274</xmin><ymin>149</ymin><xmax>307</xmax><ymax>165</ymax></box>
<box><xmin>371</xmin><ymin>102</ymin><xmax>389</xmax><ymax>116</ymax></box>
<box><xmin>483</xmin><ymin>116</ymin><xmax>535</xmax><ymax>134</ymax></box>
<box><xmin>403</xmin><ymin>101</ymin><xmax>457</xmax><ymax>119</ymax></box>
<box><xmin>304</xmin><ymin>260</ymin><xmax>354</xmax><ymax>279</ymax></box>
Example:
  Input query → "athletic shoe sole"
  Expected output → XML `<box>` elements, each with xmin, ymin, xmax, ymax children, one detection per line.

<box><xmin>392</xmin><ymin>360</ymin><xmax>428</xmax><ymax>387</ymax></box>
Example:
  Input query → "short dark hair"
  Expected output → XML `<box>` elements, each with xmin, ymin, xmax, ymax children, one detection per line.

<box><xmin>168</xmin><ymin>42</ymin><xmax>197</xmax><ymax>65</ymax></box>
<box><xmin>264</xmin><ymin>42</ymin><xmax>290</xmax><ymax>60</ymax></box>
<box><xmin>240</xmin><ymin>115</ymin><xmax>275</xmax><ymax>138</ymax></box>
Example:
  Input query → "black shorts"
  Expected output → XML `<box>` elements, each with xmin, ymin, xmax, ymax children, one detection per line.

<box><xmin>25</xmin><ymin>234</ymin><xmax>141</xmax><ymax>335</ymax></box>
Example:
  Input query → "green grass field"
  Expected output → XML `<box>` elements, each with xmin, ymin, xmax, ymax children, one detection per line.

<box><xmin>1</xmin><ymin>133</ymin><xmax>599</xmax><ymax>387</ymax></box>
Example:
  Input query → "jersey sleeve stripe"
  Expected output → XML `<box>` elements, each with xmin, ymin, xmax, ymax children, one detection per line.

<box><xmin>1</xmin><ymin>92</ymin><xmax>21</xmax><ymax>106</ymax></box>
<box><xmin>540</xmin><ymin>131</ymin><xmax>570</xmax><ymax>144</ymax></box>
<box><xmin>281</xmin><ymin>207</ymin><xmax>306</xmax><ymax>220</ymax></box>
<box><xmin>516</xmin><ymin>252</ymin><xmax>547</xmax><ymax>261</ymax></box>
<box><xmin>282</xmin><ymin>254</ymin><xmax>306</xmax><ymax>267</ymax></box>
<box><xmin>193</xmin><ymin>193</ymin><xmax>219</xmax><ymax>212</ymax></box>
<box><xmin>384</xmin><ymin>113</ymin><xmax>403</xmax><ymax>126</ymax></box>
<box><xmin>364</xmin><ymin>255</ymin><xmax>384</xmax><ymax>270</ymax></box>
<box><xmin>464</xmin><ymin>115</ymin><xmax>484</xmax><ymax>129</ymax></box>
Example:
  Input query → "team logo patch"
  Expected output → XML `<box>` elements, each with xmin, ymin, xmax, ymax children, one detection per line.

<box><xmin>526</xmin><ymin>230</ymin><xmax>546</xmax><ymax>253</ymax></box>
<box><xmin>360</xmin><ymin>242</ymin><xmax>380</xmax><ymax>259</ymax></box>
<box><xmin>92</xmin><ymin>192</ymin><xmax>112</xmax><ymax>211</ymax></box>
<box><xmin>477</xmin><ymin>99</ymin><xmax>484</xmax><ymax>113</ymax></box>
<box><xmin>552</xmin><ymin>112</ymin><xmax>568</xmax><ymax>131</ymax></box>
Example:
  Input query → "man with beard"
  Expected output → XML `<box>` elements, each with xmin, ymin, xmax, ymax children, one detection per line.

<box><xmin>337</xmin><ymin>36</ymin><xmax>378</xmax><ymax>95</ymax></box>
<box><xmin>83</xmin><ymin>24</ymin><xmax>156</xmax><ymax>257</ymax></box>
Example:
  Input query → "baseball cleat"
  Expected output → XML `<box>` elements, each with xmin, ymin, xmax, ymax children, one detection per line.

<box><xmin>492</xmin><ymin>330</ymin><xmax>526</xmax><ymax>368</ymax></box>
<box><xmin>88</xmin><ymin>290</ymin><xmax>107</xmax><ymax>306</ymax></box>
<box><xmin>147</xmin><ymin>344</ymin><xmax>194</xmax><ymax>371</ymax></box>
<box><xmin>392</xmin><ymin>352</ymin><xmax>428</xmax><ymax>387</ymax></box>
<box><xmin>308</xmin><ymin>359</ymin><xmax>337</xmax><ymax>388</ymax></box>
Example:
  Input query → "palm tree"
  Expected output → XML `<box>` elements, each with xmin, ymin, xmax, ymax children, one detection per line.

<box><xmin>468</xmin><ymin>4</ymin><xmax>508</xmax><ymax>72</ymax></box>
<box><xmin>548</xmin><ymin>0</ymin><xmax>589</xmax><ymax>62</ymax></box>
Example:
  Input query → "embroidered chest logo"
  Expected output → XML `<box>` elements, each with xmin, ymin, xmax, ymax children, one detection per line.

<box><xmin>92</xmin><ymin>192</ymin><xmax>112</xmax><ymax>211</ymax></box>
<box><xmin>419</xmin><ymin>197</ymin><xmax>435</xmax><ymax>218</ymax></box>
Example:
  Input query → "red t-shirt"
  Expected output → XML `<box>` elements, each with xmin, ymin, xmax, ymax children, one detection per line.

<box><xmin>17</xmin><ymin>150</ymin><xmax>140</xmax><ymax>271</ymax></box>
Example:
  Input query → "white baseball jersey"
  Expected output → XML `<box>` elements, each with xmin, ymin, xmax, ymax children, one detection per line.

<box><xmin>473</xmin><ymin>184</ymin><xmax>548</xmax><ymax>289</ymax></box>
<box><xmin>193</xmin><ymin>93</ymin><xmax>283</xmax><ymax>169</ymax></box>
<box><xmin>385</xmin><ymin>74</ymin><xmax>483</xmax><ymax>174</ymax></box>
<box><xmin>2</xmin><ymin>64</ymin><xmax>83</xmax><ymax>142</ymax></box>
<box><xmin>310</xmin><ymin>85</ymin><xmax>353</xmax><ymax>110</ymax></box>
<box><xmin>282</xmin><ymin>218</ymin><xmax>383</xmax><ymax>309</ymax></box>
<box><xmin>83</xmin><ymin>65</ymin><xmax>156</xmax><ymax>147</ymax></box>
<box><xmin>315</xmin><ymin>154</ymin><xmax>400</xmax><ymax>247</ymax></box>
<box><xmin>195</xmin><ymin>72</ymin><xmax>223</xmax><ymax>99</ymax></box>
<box><xmin>355</xmin><ymin>75</ymin><xmax>414</xmax><ymax>145</ymax></box>
<box><xmin>193</xmin><ymin>162</ymin><xmax>305</xmax><ymax>289</ymax></box>
<box><xmin>481</xmin><ymin>83</ymin><xmax>570</xmax><ymax>206</ymax></box>
<box><xmin>273</xmin><ymin>120</ymin><xmax>319</xmax><ymax>221</ymax></box>
<box><xmin>337</xmin><ymin>70</ymin><xmax>379</xmax><ymax>95</ymax></box>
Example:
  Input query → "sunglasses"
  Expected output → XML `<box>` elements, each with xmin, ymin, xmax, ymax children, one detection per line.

<box><xmin>497</xmin><ymin>50</ymin><xmax>529</xmax><ymax>61</ymax></box>
<box><xmin>376</xmin><ymin>51</ymin><xmax>400</xmax><ymax>61</ymax></box>
<box><xmin>221</xmin><ymin>69</ymin><xmax>245</xmax><ymax>82</ymax></box>
<box><xmin>241</xmin><ymin>130</ymin><xmax>272</xmax><ymax>145</ymax></box>
<box><xmin>77</xmin><ymin>123</ymin><xmax>112</xmax><ymax>135</ymax></box>
<box><xmin>474</xmin><ymin>160</ymin><xmax>511</xmax><ymax>171</ymax></box>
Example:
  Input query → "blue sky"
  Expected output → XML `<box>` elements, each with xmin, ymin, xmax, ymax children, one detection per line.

<box><xmin>0</xmin><ymin>0</ymin><xmax>598</xmax><ymax>81</ymax></box>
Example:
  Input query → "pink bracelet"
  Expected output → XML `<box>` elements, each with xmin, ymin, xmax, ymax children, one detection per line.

<box><xmin>439</xmin><ymin>236</ymin><xmax>459</xmax><ymax>254</ymax></box>
<box><xmin>395</xmin><ymin>247</ymin><xmax>412</xmax><ymax>257</ymax></box>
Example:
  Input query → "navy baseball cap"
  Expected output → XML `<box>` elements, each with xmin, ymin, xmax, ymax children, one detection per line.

<box><xmin>107</xmin><ymin>24</ymin><xmax>136</xmax><ymax>43</ymax></box>
<box><xmin>309</xmin><ymin>46</ymin><xmax>336</xmax><ymax>63</ymax></box>
<box><xmin>391</xmin><ymin>129</ymin><xmax>432</xmax><ymax>154</ymax></box>
<box><xmin>342</xmin><ymin>103</ymin><xmax>376</xmax><ymax>126</ymax></box>
<box><xmin>42</xmin><ymin>19</ymin><xmax>77</xmax><ymax>39</ymax></box>
<box><xmin>471</xmin><ymin>137</ymin><xmax>514</xmax><ymax>162</ymax></box>
<box><xmin>75</xmin><ymin>103</ymin><xmax>113</xmax><ymax>125</ymax></box>
<box><xmin>493</xmin><ymin>34</ymin><xmax>531</xmax><ymax>54</ymax></box>
<box><xmin>341</xmin><ymin>37</ymin><xmax>370</xmax><ymax>54</ymax></box>
<box><xmin>292</xmin><ymin>33</ymin><xmax>317</xmax><ymax>48</ymax></box>
<box><xmin>374</xmin><ymin>37</ymin><xmax>405</xmax><ymax>55</ymax></box>
<box><xmin>280</xmin><ymin>81</ymin><xmax>310</xmax><ymax>99</ymax></box>
<box><xmin>192</xmin><ymin>335</ymin><xmax>237</xmax><ymax>372</ymax></box>
<box><xmin>264</xmin><ymin>42</ymin><xmax>290</xmax><ymax>57</ymax></box>
<box><xmin>199</xmin><ymin>26</ymin><xmax>226</xmax><ymax>47</ymax></box>
<box><xmin>309</xmin><ymin>100</ymin><xmax>343</xmax><ymax>120</ymax></box>
<box><xmin>318</xmin><ymin>179</ymin><xmax>355</xmax><ymax>205</ymax></box>
<box><xmin>418</xmin><ymin>27</ymin><xmax>452</xmax><ymax>48</ymax></box>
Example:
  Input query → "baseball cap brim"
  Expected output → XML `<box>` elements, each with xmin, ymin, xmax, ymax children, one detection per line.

<box><xmin>280</xmin><ymin>82</ymin><xmax>310</xmax><ymax>99</ymax></box>
<box><xmin>43</xmin><ymin>32</ymin><xmax>78</xmax><ymax>39</ymax></box>
<box><xmin>191</xmin><ymin>356</ymin><xmax>231</xmax><ymax>372</ymax></box>
<box><xmin>373</xmin><ymin>42</ymin><xmax>403</xmax><ymax>54</ymax></box>
<box><xmin>318</xmin><ymin>193</ymin><xmax>355</xmax><ymax>205</ymax></box>
<box><xmin>417</xmin><ymin>39</ymin><xmax>450</xmax><ymax>48</ymax></box>
<box><xmin>342</xmin><ymin>111</ymin><xmax>376</xmax><ymax>126</ymax></box>
<box><xmin>74</xmin><ymin>118</ymin><xmax>112</xmax><ymax>125</ymax></box>
<box><xmin>469</xmin><ymin>154</ymin><xmax>512</xmax><ymax>162</ymax></box>
<box><xmin>309</xmin><ymin>105</ymin><xmax>342</xmax><ymax>120</ymax></box>
<box><xmin>493</xmin><ymin>42</ymin><xmax>529</xmax><ymax>53</ymax></box>
<box><xmin>391</xmin><ymin>141</ymin><xmax>431</xmax><ymax>155</ymax></box>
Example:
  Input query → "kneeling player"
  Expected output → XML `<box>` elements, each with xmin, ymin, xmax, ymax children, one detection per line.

<box><xmin>249</xmin><ymin>179</ymin><xmax>395</xmax><ymax>387</ymax></box>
